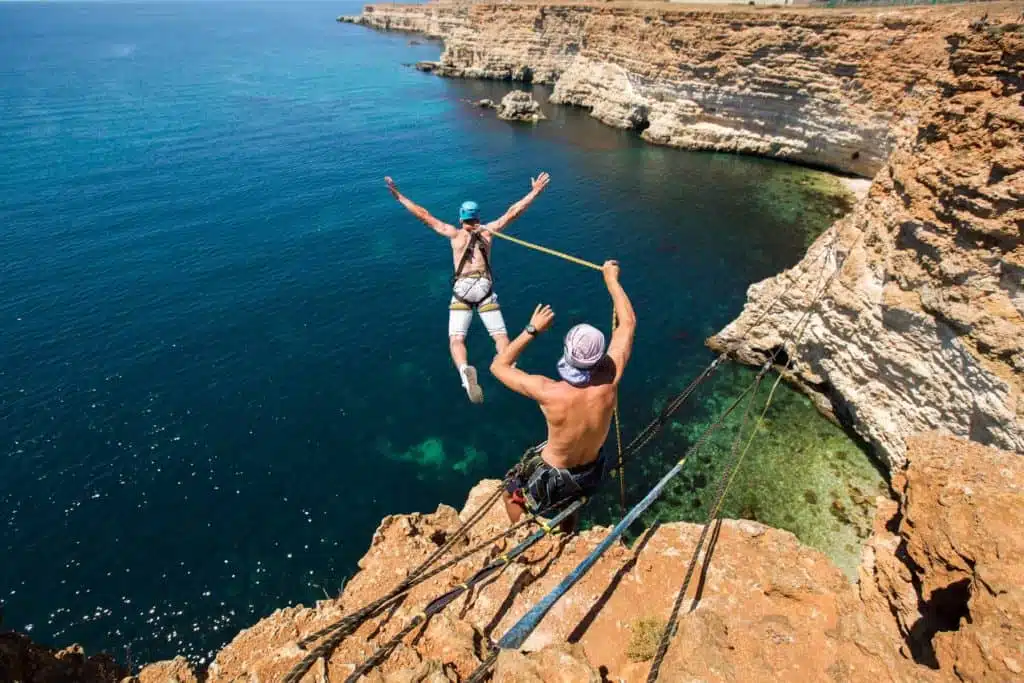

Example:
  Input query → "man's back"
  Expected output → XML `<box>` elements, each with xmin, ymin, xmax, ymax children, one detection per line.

<box><xmin>538</xmin><ymin>378</ymin><xmax>617</xmax><ymax>470</ymax></box>
<box><xmin>489</xmin><ymin>261</ymin><xmax>635</xmax><ymax>527</ymax></box>
<box><xmin>449</xmin><ymin>227</ymin><xmax>493</xmax><ymax>273</ymax></box>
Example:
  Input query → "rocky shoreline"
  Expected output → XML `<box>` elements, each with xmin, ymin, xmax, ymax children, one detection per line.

<box><xmin>340</xmin><ymin>2</ymin><xmax>1023</xmax><ymax>178</ymax></box>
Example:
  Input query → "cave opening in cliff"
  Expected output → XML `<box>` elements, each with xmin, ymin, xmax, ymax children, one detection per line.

<box><xmin>908</xmin><ymin>577</ymin><xmax>973</xmax><ymax>669</ymax></box>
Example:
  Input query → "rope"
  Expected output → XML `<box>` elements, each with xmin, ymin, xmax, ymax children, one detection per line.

<box><xmin>644</xmin><ymin>366</ymin><xmax>769</xmax><ymax>683</ymax></box>
<box><xmin>613</xmin><ymin>309</ymin><xmax>626</xmax><ymax>516</ymax></box>
<box><xmin>644</xmin><ymin>226</ymin><xmax>862</xmax><ymax>683</ymax></box>
<box><xmin>343</xmin><ymin>497</ymin><xmax>587</xmax><ymax>680</ymax></box>
<box><xmin>297</xmin><ymin>486</ymin><xmax>501</xmax><ymax>648</ymax></box>
<box><xmin>610</xmin><ymin>230</ymin><xmax>838</xmax><ymax>470</ymax></box>
<box><xmin>619</xmin><ymin>355</ymin><xmax>725</xmax><ymax>467</ymax></box>
<box><xmin>466</xmin><ymin>648</ymin><xmax>500</xmax><ymax>683</ymax></box>
<box><xmin>484</xmin><ymin>229</ymin><xmax>602</xmax><ymax>271</ymax></box>
<box><xmin>283</xmin><ymin>488</ymin><xmax>504</xmax><ymax>683</ymax></box>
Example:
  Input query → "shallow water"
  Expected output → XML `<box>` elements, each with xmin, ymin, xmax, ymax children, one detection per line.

<box><xmin>1</xmin><ymin>0</ymin><xmax>882</xmax><ymax>664</ymax></box>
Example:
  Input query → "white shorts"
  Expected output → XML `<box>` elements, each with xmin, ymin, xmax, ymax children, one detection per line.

<box><xmin>449</xmin><ymin>276</ymin><xmax>507</xmax><ymax>339</ymax></box>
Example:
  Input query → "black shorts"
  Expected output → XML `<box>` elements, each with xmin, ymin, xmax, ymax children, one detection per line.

<box><xmin>504</xmin><ymin>445</ymin><xmax>608</xmax><ymax>515</ymax></box>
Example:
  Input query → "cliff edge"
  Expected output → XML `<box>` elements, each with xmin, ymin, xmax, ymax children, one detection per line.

<box><xmin>112</xmin><ymin>432</ymin><xmax>1021</xmax><ymax>683</ymax></box>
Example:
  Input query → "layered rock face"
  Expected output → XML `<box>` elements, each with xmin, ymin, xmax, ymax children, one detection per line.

<box><xmin>710</xmin><ymin>19</ymin><xmax>1024</xmax><ymax>468</ymax></box>
<box><xmin>339</xmin><ymin>2</ymin><xmax>465</xmax><ymax>40</ymax></box>
<box><xmin>128</xmin><ymin>433</ymin><xmax>1022</xmax><ymax>682</ymax></box>
<box><xmin>347</xmin><ymin>2</ymin><xmax>1018</xmax><ymax>177</ymax></box>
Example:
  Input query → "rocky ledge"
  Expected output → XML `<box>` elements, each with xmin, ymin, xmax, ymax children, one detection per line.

<box><xmin>54</xmin><ymin>432</ymin><xmax>1004</xmax><ymax>682</ymax></box>
<box><xmin>8</xmin><ymin>433</ymin><xmax>1022</xmax><ymax>681</ymax></box>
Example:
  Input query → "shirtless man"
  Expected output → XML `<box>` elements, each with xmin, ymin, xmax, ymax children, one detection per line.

<box><xmin>491</xmin><ymin>260</ymin><xmax>636</xmax><ymax>531</ymax></box>
<box><xmin>385</xmin><ymin>173</ymin><xmax>550</xmax><ymax>403</ymax></box>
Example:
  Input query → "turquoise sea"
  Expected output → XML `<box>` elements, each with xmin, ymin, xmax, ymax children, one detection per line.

<box><xmin>0</xmin><ymin>0</ymin><xmax>884</xmax><ymax>665</ymax></box>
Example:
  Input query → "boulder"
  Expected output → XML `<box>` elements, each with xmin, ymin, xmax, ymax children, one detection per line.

<box><xmin>495</xmin><ymin>91</ymin><xmax>546</xmax><ymax>123</ymax></box>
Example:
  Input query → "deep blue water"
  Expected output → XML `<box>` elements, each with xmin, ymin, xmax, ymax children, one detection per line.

<box><xmin>1</xmin><ymin>0</ymin><xmax>858</xmax><ymax>664</ymax></box>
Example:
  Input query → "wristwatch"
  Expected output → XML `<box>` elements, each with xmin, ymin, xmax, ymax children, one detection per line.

<box><xmin>525</xmin><ymin>324</ymin><xmax>538</xmax><ymax>336</ymax></box>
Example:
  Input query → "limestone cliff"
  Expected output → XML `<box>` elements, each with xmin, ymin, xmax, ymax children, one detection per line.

<box><xmin>346</xmin><ymin>2</ymin><xmax>1020</xmax><ymax>178</ymax></box>
<box><xmin>122</xmin><ymin>433</ymin><xmax>1022</xmax><ymax>683</ymax></box>
<box><xmin>709</xmin><ymin>17</ymin><xmax>1024</xmax><ymax>468</ymax></box>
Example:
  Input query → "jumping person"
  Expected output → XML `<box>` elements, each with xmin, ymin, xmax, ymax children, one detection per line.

<box><xmin>490</xmin><ymin>260</ymin><xmax>637</xmax><ymax>532</ymax></box>
<box><xmin>384</xmin><ymin>173</ymin><xmax>551</xmax><ymax>403</ymax></box>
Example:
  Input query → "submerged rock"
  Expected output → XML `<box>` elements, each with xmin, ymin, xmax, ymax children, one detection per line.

<box><xmin>495</xmin><ymin>91</ymin><xmax>545</xmax><ymax>123</ymax></box>
<box><xmin>414</xmin><ymin>61</ymin><xmax>439</xmax><ymax>73</ymax></box>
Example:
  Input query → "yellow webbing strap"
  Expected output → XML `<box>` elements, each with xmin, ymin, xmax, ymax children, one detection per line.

<box><xmin>486</xmin><ymin>229</ymin><xmax>602</xmax><ymax>271</ymax></box>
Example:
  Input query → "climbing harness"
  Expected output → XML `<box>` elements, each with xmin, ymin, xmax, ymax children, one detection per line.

<box><xmin>503</xmin><ymin>442</ymin><xmax>607</xmax><ymax>517</ymax></box>
<box><xmin>450</xmin><ymin>230</ymin><xmax>495</xmax><ymax>310</ymax></box>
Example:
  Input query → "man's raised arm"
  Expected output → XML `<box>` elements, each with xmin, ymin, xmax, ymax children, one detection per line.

<box><xmin>385</xmin><ymin>176</ymin><xmax>457</xmax><ymax>238</ymax></box>
<box><xmin>490</xmin><ymin>304</ymin><xmax>558</xmax><ymax>400</ymax></box>
<box><xmin>603</xmin><ymin>260</ymin><xmax>636</xmax><ymax>385</ymax></box>
<box><xmin>487</xmin><ymin>172</ymin><xmax>550</xmax><ymax>233</ymax></box>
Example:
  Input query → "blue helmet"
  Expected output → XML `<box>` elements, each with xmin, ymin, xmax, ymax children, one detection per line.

<box><xmin>459</xmin><ymin>201</ymin><xmax>480</xmax><ymax>223</ymax></box>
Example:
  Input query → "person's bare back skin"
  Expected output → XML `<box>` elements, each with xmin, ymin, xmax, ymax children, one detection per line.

<box><xmin>449</xmin><ymin>227</ymin><xmax>493</xmax><ymax>273</ymax></box>
<box><xmin>536</xmin><ymin>373</ymin><xmax>616</xmax><ymax>469</ymax></box>
<box><xmin>490</xmin><ymin>260</ymin><xmax>637</xmax><ymax>531</ymax></box>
